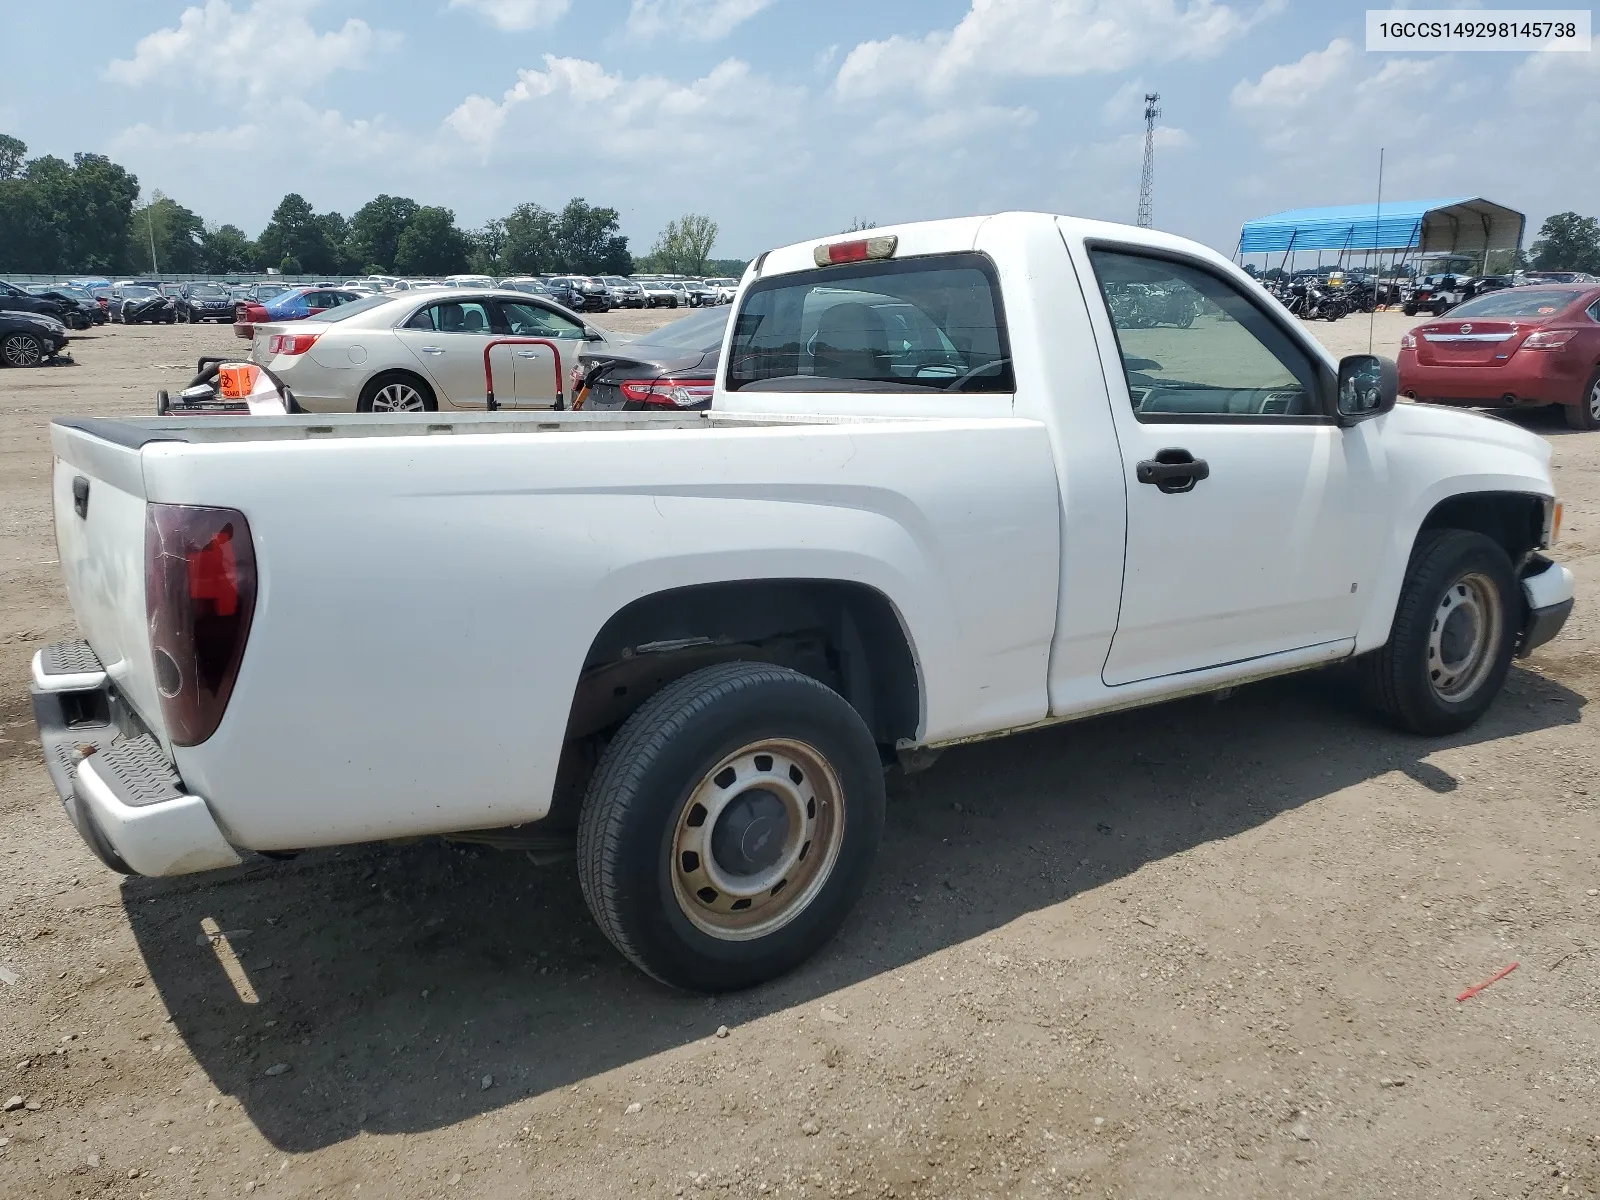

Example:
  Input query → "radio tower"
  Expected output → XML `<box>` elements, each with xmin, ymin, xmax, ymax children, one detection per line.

<box><xmin>1136</xmin><ymin>92</ymin><xmax>1161</xmax><ymax>228</ymax></box>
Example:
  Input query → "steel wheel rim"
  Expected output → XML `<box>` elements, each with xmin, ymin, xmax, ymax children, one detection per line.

<box><xmin>670</xmin><ymin>738</ymin><xmax>845</xmax><ymax>942</ymax></box>
<box><xmin>3</xmin><ymin>335</ymin><xmax>41</xmax><ymax>367</ymax></box>
<box><xmin>1427</xmin><ymin>571</ymin><xmax>1502</xmax><ymax>701</ymax></box>
<box><xmin>1589</xmin><ymin>378</ymin><xmax>1600</xmax><ymax>422</ymax></box>
<box><xmin>371</xmin><ymin>382</ymin><xmax>424</xmax><ymax>412</ymax></box>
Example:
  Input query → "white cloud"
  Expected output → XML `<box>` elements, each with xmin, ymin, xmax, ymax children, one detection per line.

<box><xmin>836</xmin><ymin>0</ymin><xmax>1260</xmax><ymax>100</ymax></box>
<box><xmin>447</xmin><ymin>0</ymin><xmax>570</xmax><ymax>32</ymax></box>
<box><xmin>105</xmin><ymin>0</ymin><xmax>399</xmax><ymax>98</ymax></box>
<box><xmin>1099</xmin><ymin>78</ymin><xmax>1148</xmax><ymax>127</ymax></box>
<box><xmin>445</xmin><ymin>55</ymin><xmax>804</xmax><ymax>165</ymax></box>
<box><xmin>625</xmin><ymin>0</ymin><xmax>772</xmax><ymax>42</ymax></box>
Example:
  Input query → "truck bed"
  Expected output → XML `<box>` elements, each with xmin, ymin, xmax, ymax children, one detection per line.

<box><xmin>53</xmin><ymin>409</ymin><xmax>876</xmax><ymax>448</ymax></box>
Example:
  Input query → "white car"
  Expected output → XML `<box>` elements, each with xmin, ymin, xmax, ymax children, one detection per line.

<box><xmin>249</xmin><ymin>288</ymin><xmax>623</xmax><ymax>411</ymax></box>
<box><xmin>445</xmin><ymin>274</ymin><xmax>497</xmax><ymax>288</ymax></box>
<box><xmin>32</xmin><ymin>212</ymin><xmax>1573</xmax><ymax>994</ymax></box>
<box><xmin>703</xmin><ymin>277</ymin><xmax>740</xmax><ymax>303</ymax></box>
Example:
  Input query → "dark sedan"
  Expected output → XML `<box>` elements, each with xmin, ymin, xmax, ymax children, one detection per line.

<box><xmin>175</xmin><ymin>282</ymin><xmax>237</xmax><ymax>323</ymax></box>
<box><xmin>25</xmin><ymin>285</ymin><xmax>102</xmax><ymax>328</ymax></box>
<box><xmin>0</xmin><ymin>309</ymin><xmax>70</xmax><ymax>367</ymax></box>
<box><xmin>576</xmin><ymin>305</ymin><xmax>728</xmax><ymax>411</ymax></box>
<box><xmin>544</xmin><ymin>276</ymin><xmax>612</xmax><ymax>313</ymax></box>
<box><xmin>0</xmin><ymin>278</ymin><xmax>76</xmax><ymax>324</ymax></box>
<box><xmin>113</xmin><ymin>284</ymin><xmax>176</xmax><ymax>324</ymax></box>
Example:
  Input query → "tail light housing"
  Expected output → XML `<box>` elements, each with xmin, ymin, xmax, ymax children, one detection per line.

<box><xmin>619</xmin><ymin>377</ymin><xmax>715</xmax><ymax>408</ymax></box>
<box><xmin>1400</xmin><ymin>332</ymin><xmax>1416</xmax><ymax>351</ymax></box>
<box><xmin>266</xmin><ymin>331</ymin><xmax>321</xmax><ymax>356</ymax></box>
<box><xmin>146</xmin><ymin>504</ymin><xmax>257</xmax><ymax>746</ymax></box>
<box><xmin>1521</xmin><ymin>329</ymin><xmax>1575</xmax><ymax>351</ymax></box>
<box><xmin>813</xmin><ymin>234</ymin><xmax>898</xmax><ymax>267</ymax></box>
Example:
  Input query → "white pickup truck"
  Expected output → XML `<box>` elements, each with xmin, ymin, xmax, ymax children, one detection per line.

<box><xmin>31</xmin><ymin>213</ymin><xmax>1574</xmax><ymax>992</ymax></box>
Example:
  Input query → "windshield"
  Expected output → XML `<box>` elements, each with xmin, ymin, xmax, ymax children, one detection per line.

<box><xmin>57</xmin><ymin>287</ymin><xmax>93</xmax><ymax>301</ymax></box>
<box><xmin>632</xmin><ymin>306</ymin><xmax>730</xmax><ymax>351</ymax></box>
<box><xmin>727</xmin><ymin>252</ymin><xmax>1013</xmax><ymax>393</ymax></box>
<box><xmin>121</xmin><ymin>286</ymin><xmax>157</xmax><ymax>298</ymax></box>
<box><xmin>1448</xmin><ymin>289</ymin><xmax>1584</xmax><ymax>318</ymax></box>
<box><xmin>188</xmin><ymin>284</ymin><xmax>227</xmax><ymax>298</ymax></box>
<box><xmin>255</xmin><ymin>283</ymin><xmax>292</xmax><ymax>299</ymax></box>
<box><xmin>305</xmin><ymin>293</ymin><xmax>391</xmax><ymax>322</ymax></box>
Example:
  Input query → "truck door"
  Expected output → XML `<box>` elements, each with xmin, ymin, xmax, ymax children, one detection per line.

<box><xmin>393</xmin><ymin>298</ymin><xmax>511</xmax><ymax>408</ymax></box>
<box><xmin>1085</xmin><ymin>246</ymin><xmax>1388</xmax><ymax>686</ymax></box>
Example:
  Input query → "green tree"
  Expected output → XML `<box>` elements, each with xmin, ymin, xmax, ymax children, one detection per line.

<box><xmin>392</xmin><ymin>205</ymin><xmax>471</xmax><ymax>275</ymax></box>
<box><xmin>649</xmin><ymin>213</ymin><xmax>718</xmax><ymax>275</ymax></box>
<box><xmin>469</xmin><ymin>218</ymin><xmax>508</xmax><ymax>275</ymax></box>
<box><xmin>318</xmin><ymin>211</ymin><xmax>354</xmax><ymax>275</ymax></box>
<box><xmin>129</xmin><ymin>191</ymin><xmax>207</xmax><ymax>273</ymax></box>
<box><xmin>0</xmin><ymin>149</ymin><xmax>140</xmax><ymax>272</ymax></box>
<box><xmin>280</xmin><ymin>255</ymin><xmax>302</xmax><ymax>275</ymax></box>
<box><xmin>346</xmin><ymin>195</ymin><xmax>418</xmax><ymax>274</ymax></box>
<box><xmin>1530</xmin><ymin>212</ymin><xmax>1600</xmax><ymax>274</ymax></box>
<box><xmin>0</xmin><ymin>134</ymin><xmax>26</xmax><ymax>181</ymax></box>
<box><xmin>553</xmin><ymin>198</ymin><xmax>632</xmax><ymax>274</ymax></box>
<box><xmin>201</xmin><ymin>223</ymin><xmax>256</xmax><ymax>273</ymax></box>
<box><xmin>501</xmin><ymin>202</ymin><xmax>557</xmax><ymax>273</ymax></box>
<box><xmin>256</xmin><ymin>193</ymin><xmax>340</xmax><ymax>275</ymax></box>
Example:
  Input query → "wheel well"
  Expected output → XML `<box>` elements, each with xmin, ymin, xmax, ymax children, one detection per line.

<box><xmin>361</xmin><ymin>368</ymin><xmax>434</xmax><ymax>404</ymax></box>
<box><xmin>566</xmin><ymin>580</ymin><xmax>921</xmax><ymax>750</ymax></box>
<box><xmin>1418</xmin><ymin>491</ymin><xmax>1546</xmax><ymax>566</ymax></box>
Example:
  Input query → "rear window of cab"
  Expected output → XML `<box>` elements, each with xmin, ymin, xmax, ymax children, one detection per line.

<box><xmin>725</xmin><ymin>252</ymin><xmax>1014</xmax><ymax>393</ymax></box>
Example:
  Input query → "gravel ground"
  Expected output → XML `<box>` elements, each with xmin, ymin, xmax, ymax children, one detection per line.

<box><xmin>1</xmin><ymin>311</ymin><xmax>1597</xmax><ymax>1200</ymax></box>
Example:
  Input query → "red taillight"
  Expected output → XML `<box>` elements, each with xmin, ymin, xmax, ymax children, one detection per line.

<box><xmin>812</xmin><ymin>234</ymin><xmax>898</xmax><ymax>268</ymax></box>
<box><xmin>1522</xmin><ymin>329</ymin><xmax>1575</xmax><ymax>351</ymax></box>
<box><xmin>619</xmin><ymin>377</ymin><xmax>715</xmax><ymax>407</ymax></box>
<box><xmin>1400</xmin><ymin>332</ymin><xmax>1416</xmax><ymax>351</ymax></box>
<box><xmin>267</xmin><ymin>331</ymin><xmax>320</xmax><ymax>356</ymax></box>
<box><xmin>146</xmin><ymin>504</ymin><xmax>256</xmax><ymax>746</ymax></box>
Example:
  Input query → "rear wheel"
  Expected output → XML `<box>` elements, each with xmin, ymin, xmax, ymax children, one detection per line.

<box><xmin>1</xmin><ymin>332</ymin><xmax>45</xmax><ymax>367</ymax></box>
<box><xmin>1360</xmin><ymin>529</ymin><xmax>1518</xmax><ymax>735</ymax></box>
<box><xmin>1563</xmin><ymin>368</ymin><xmax>1600</xmax><ymax>431</ymax></box>
<box><xmin>577</xmin><ymin>661</ymin><xmax>885</xmax><ymax>992</ymax></box>
<box><xmin>357</xmin><ymin>371</ymin><xmax>436</xmax><ymax>413</ymax></box>
<box><xmin>1402</xmin><ymin>304</ymin><xmax>1418</xmax><ymax>317</ymax></box>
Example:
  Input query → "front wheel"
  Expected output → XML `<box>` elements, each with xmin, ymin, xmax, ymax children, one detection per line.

<box><xmin>1</xmin><ymin>332</ymin><xmax>45</xmax><ymax>367</ymax></box>
<box><xmin>1563</xmin><ymin>368</ymin><xmax>1600</xmax><ymax>431</ymax></box>
<box><xmin>577</xmin><ymin>661</ymin><xmax>886</xmax><ymax>992</ymax></box>
<box><xmin>1360</xmin><ymin>529</ymin><xmax>1518</xmax><ymax>735</ymax></box>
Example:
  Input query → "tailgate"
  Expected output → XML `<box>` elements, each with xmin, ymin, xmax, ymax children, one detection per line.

<box><xmin>49</xmin><ymin>422</ymin><xmax>167</xmax><ymax>743</ymax></box>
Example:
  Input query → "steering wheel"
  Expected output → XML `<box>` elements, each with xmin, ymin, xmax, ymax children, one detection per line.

<box><xmin>943</xmin><ymin>358</ymin><xmax>1009</xmax><ymax>391</ymax></box>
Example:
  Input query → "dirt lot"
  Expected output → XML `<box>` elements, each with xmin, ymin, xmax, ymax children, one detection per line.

<box><xmin>1</xmin><ymin>311</ymin><xmax>1597</xmax><ymax>1200</ymax></box>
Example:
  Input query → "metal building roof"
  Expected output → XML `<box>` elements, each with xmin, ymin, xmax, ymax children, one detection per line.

<box><xmin>1238</xmin><ymin>197</ymin><xmax>1525</xmax><ymax>256</ymax></box>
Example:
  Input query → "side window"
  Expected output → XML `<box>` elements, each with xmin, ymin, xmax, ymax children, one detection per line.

<box><xmin>499</xmin><ymin>301</ymin><xmax>582</xmax><ymax>337</ymax></box>
<box><xmin>1588</xmin><ymin>299</ymin><xmax>1600</xmax><ymax>322</ymax></box>
<box><xmin>1088</xmin><ymin>249</ymin><xmax>1323</xmax><ymax>419</ymax></box>
<box><xmin>408</xmin><ymin>301</ymin><xmax>492</xmax><ymax>334</ymax></box>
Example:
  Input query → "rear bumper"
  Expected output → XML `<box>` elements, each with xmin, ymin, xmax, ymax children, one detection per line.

<box><xmin>1399</xmin><ymin>351</ymin><xmax>1586</xmax><ymax>406</ymax></box>
<box><xmin>1519</xmin><ymin>556</ymin><xmax>1575</xmax><ymax>656</ymax></box>
<box><xmin>30</xmin><ymin>641</ymin><xmax>242</xmax><ymax>877</ymax></box>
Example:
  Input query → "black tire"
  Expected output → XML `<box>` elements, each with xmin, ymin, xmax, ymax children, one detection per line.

<box><xmin>1402</xmin><ymin>304</ymin><xmax>1417</xmax><ymax>317</ymax></box>
<box><xmin>1360</xmin><ymin>529</ymin><xmax>1519</xmax><ymax>736</ymax></box>
<box><xmin>1</xmin><ymin>332</ymin><xmax>46</xmax><ymax>368</ymax></box>
<box><xmin>164</xmin><ymin>314</ymin><xmax>176</xmax><ymax>324</ymax></box>
<box><xmin>357</xmin><ymin>370</ymin><xmax>436</xmax><ymax>413</ymax></box>
<box><xmin>669</xmin><ymin>297</ymin><xmax>679</xmax><ymax>309</ymax></box>
<box><xmin>1431</xmin><ymin>302</ymin><xmax>1449</xmax><ymax>317</ymax></box>
<box><xmin>577</xmin><ymin>661</ymin><xmax>886</xmax><ymax>993</ymax></box>
<box><xmin>1563</xmin><ymin>367</ymin><xmax>1600</xmax><ymax>431</ymax></box>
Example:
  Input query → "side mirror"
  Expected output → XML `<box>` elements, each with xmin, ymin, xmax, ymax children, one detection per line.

<box><xmin>583</xmin><ymin>326</ymin><xmax>604</xmax><ymax>341</ymax></box>
<box><xmin>1336</xmin><ymin>353</ymin><xmax>1397</xmax><ymax>424</ymax></box>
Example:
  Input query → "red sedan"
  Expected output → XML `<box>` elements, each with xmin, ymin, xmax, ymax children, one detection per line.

<box><xmin>1398</xmin><ymin>285</ymin><xmax>1600</xmax><ymax>430</ymax></box>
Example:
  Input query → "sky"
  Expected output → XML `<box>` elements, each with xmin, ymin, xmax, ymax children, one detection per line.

<box><xmin>2</xmin><ymin>0</ymin><xmax>1596</xmax><ymax>262</ymax></box>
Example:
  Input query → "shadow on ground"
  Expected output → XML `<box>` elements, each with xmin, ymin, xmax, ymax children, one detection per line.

<box><xmin>124</xmin><ymin>664</ymin><xmax>1583</xmax><ymax>1152</ymax></box>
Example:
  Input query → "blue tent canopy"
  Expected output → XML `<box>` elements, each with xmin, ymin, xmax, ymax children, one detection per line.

<box><xmin>1238</xmin><ymin>197</ymin><xmax>1524</xmax><ymax>257</ymax></box>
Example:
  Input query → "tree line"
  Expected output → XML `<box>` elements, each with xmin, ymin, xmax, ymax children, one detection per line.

<box><xmin>0</xmin><ymin>134</ymin><xmax>744</xmax><ymax>278</ymax></box>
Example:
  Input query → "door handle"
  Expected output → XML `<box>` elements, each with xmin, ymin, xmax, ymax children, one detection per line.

<box><xmin>1136</xmin><ymin>450</ymin><xmax>1209</xmax><ymax>494</ymax></box>
<box><xmin>419</xmin><ymin>346</ymin><xmax>444</xmax><ymax>355</ymax></box>
<box><xmin>515</xmin><ymin>350</ymin><xmax>542</xmax><ymax>358</ymax></box>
